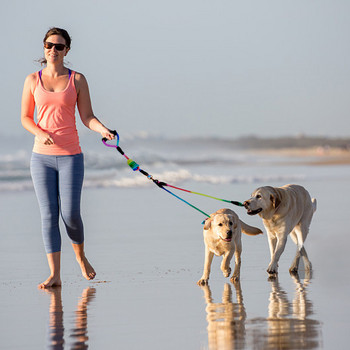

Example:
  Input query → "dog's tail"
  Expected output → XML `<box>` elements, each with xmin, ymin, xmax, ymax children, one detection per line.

<box><xmin>312</xmin><ymin>198</ymin><xmax>317</xmax><ymax>213</ymax></box>
<box><xmin>240</xmin><ymin>220</ymin><xmax>263</xmax><ymax>236</ymax></box>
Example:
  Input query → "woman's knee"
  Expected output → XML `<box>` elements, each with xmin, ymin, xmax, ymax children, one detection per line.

<box><xmin>61</xmin><ymin>210</ymin><xmax>84</xmax><ymax>242</ymax></box>
<box><xmin>61</xmin><ymin>209</ymin><xmax>82</xmax><ymax>228</ymax></box>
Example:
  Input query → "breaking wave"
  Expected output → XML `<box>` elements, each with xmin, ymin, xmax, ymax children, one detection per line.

<box><xmin>0</xmin><ymin>135</ymin><xmax>321</xmax><ymax>192</ymax></box>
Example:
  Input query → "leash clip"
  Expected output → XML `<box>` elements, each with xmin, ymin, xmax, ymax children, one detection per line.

<box><xmin>153</xmin><ymin>179</ymin><xmax>165</xmax><ymax>188</ymax></box>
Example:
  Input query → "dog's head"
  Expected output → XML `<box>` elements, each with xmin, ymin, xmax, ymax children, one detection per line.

<box><xmin>243</xmin><ymin>186</ymin><xmax>281</xmax><ymax>218</ymax></box>
<box><xmin>204</xmin><ymin>212</ymin><xmax>238</xmax><ymax>242</ymax></box>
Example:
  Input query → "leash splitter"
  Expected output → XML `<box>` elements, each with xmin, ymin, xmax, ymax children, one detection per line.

<box><xmin>102</xmin><ymin>130</ymin><xmax>244</xmax><ymax>220</ymax></box>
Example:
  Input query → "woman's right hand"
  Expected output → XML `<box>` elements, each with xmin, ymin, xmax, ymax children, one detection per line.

<box><xmin>36</xmin><ymin>131</ymin><xmax>54</xmax><ymax>145</ymax></box>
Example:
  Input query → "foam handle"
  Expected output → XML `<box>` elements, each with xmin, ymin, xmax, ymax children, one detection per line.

<box><xmin>127</xmin><ymin>159</ymin><xmax>139</xmax><ymax>171</ymax></box>
<box><xmin>117</xmin><ymin>146</ymin><xmax>124</xmax><ymax>155</ymax></box>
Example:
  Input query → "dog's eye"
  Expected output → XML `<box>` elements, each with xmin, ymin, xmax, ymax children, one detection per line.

<box><xmin>229</xmin><ymin>221</ymin><xmax>233</xmax><ymax>226</ymax></box>
<box><xmin>256</xmin><ymin>194</ymin><xmax>261</xmax><ymax>199</ymax></box>
<box><xmin>218</xmin><ymin>223</ymin><xmax>223</xmax><ymax>226</ymax></box>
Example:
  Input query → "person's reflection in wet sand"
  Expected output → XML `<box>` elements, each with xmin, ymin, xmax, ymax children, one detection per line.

<box><xmin>200</xmin><ymin>282</ymin><xmax>246</xmax><ymax>350</ymax></box>
<box><xmin>70</xmin><ymin>287</ymin><xmax>96</xmax><ymax>349</ymax></box>
<box><xmin>71</xmin><ymin>287</ymin><xmax>96</xmax><ymax>350</ymax></box>
<box><xmin>262</xmin><ymin>272</ymin><xmax>322</xmax><ymax>349</ymax></box>
<box><xmin>46</xmin><ymin>287</ymin><xmax>65</xmax><ymax>349</ymax></box>
<box><xmin>44</xmin><ymin>287</ymin><xmax>96</xmax><ymax>349</ymax></box>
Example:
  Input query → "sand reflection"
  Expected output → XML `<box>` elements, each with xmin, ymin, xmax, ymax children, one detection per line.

<box><xmin>200</xmin><ymin>282</ymin><xmax>246</xmax><ymax>350</ymax></box>
<box><xmin>44</xmin><ymin>287</ymin><xmax>96</xmax><ymax>349</ymax></box>
<box><xmin>252</xmin><ymin>272</ymin><xmax>322</xmax><ymax>349</ymax></box>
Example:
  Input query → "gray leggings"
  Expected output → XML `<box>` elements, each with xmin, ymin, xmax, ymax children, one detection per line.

<box><xmin>30</xmin><ymin>152</ymin><xmax>84</xmax><ymax>253</ymax></box>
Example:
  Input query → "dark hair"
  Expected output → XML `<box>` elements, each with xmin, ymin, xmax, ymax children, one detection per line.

<box><xmin>43</xmin><ymin>27</ymin><xmax>71</xmax><ymax>48</ymax></box>
<box><xmin>38</xmin><ymin>27</ymin><xmax>72</xmax><ymax>65</ymax></box>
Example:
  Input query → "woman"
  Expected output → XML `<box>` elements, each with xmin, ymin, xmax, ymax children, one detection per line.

<box><xmin>21</xmin><ymin>27</ymin><xmax>115</xmax><ymax>288</ymax></box>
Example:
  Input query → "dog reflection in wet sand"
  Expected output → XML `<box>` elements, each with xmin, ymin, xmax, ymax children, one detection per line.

<box><xmin>197</xmin><ymin>209</ymin><xmax>262</xmax><ymax>285</ymax></box>
<box><xmin>200</xmin><ymin>282</ymin><xmax>246</xmax><ymax>350</ymax></box>
<box><xmin>261</xmin><ymin>272</ymin><xmax>322</xmax><ymax>349</ymax></box>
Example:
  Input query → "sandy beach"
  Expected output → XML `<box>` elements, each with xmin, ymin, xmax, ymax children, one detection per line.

<box><xmin>251</xmin><ymin>147</ymin><xmax>350</xmax><ymax>165</ymax></box>
<box><xmin>1</xmin><ymin>147</ymin><xmax>350</xmax><ymax>349</ymax></box>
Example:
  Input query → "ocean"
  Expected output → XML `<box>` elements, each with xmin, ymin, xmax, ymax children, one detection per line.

<box><xmin>0</xmin><ymin>134</ymin><xmax>335</xmax><ymax>193</ymax></box>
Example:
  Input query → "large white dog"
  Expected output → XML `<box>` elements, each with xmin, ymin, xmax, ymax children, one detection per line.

<box><xmin>243</xmin><ymin>184</ymin><xmax>316</xmax><ymax>276</ymax></box>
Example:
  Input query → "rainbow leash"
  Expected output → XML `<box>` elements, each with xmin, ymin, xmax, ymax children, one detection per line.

<box><xmin>102</xmin><ymin>130</ymin><xmax>244</xmax><ymax>219</ymax></box>
<box><xmin>161</xmin><ymin>183</ymin><xmax>244</xmax><ymax>207</ymax></box>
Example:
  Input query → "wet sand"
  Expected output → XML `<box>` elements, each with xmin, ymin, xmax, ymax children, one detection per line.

<box><xmin>1</xmin><ymin>167</ymin><xmax>350</xmax><ymax>349</ymax></box>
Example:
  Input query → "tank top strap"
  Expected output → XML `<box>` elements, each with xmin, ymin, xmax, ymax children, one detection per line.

<box><xmin>38</xmin><ymin>69</ymin><xmax>72</xmax><ymax>79</ymax></box>
<box><xmin>69</xmin><ymin>70</ymin><xmax>77</xmax><ymax>93</ymax></box>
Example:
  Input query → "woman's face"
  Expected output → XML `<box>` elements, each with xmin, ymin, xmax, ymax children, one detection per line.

<box><xmin>44</xmin><ymin>34</ymin><xmax>69</xmax><ymax>64</ymax></box>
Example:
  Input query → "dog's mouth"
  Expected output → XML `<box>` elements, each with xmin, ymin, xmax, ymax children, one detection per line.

<box><xmin>247</xmin><ymin>208</ymin><xmax>263</xmax><ymax>216</ymax></box>
<box><xmin>220</xmin><ymin>237</ymin><xmax>232</xmax><ymax>243</ymax></box>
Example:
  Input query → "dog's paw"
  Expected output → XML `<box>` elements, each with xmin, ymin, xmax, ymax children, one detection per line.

<box><xmin>222</xmin><ymin>268</ymin><xmax>231</xmax><ymax>278</ymax></box>
<box><xmin>267</xmin><ymin>263</ymin><xmax>278</xmax><ymax>276</ymax></box>
<box><xmin>197</xmin><ymin>278</ymin><xmax>209</xmax><ymax>286</ymax></box>
<box><xmin>230</xmin><ymin>274</ymin><xmax>240</xmax><ymax>283</ymax></box>
<box><xmin>267</xmin><ymin>269</ymin><xmax>278</xmax><ymax>279</ymax></box>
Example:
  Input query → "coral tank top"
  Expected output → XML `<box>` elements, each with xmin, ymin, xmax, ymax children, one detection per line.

<box><xmin>32</xmin><ymin>69</ymin><xmax>82</xmax><ymax>155</ymax></box>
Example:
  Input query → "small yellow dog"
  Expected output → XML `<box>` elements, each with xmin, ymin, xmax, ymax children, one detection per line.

<box><xmin>197</xmin><ymin>208</ymin><xmax>262</xmax><ymax>285</ymax></box>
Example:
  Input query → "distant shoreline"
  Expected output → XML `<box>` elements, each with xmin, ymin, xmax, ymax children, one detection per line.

<box><xmin>249</xmin><ymin>147</ymin><xmax>350</xmax><ymax>165</ymax></box>
<box><xmin>186</xmin><ymin>135</ymin><xmax>350</xmax><ymax>165</ymax></box>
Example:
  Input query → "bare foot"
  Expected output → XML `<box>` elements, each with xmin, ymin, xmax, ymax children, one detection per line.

<box><xmin>77</xmin><ymin>256</ymin><xmax>96</xmax><ymax>280</ymax></box>
<box><xmin>38</xmin><ymin>275</ymin><xmax>62</xmax><ymax>289</ymax></box>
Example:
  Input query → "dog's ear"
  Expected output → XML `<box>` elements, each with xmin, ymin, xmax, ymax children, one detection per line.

<box><xmin>203</xmin><ymin>217</ymin><xmax>212</xmax><ymax>230</ymax></box>
<box><xmin>270</xmin><ymin>193</ymin><xmax>281</xmax><ymax>209</ymax></box>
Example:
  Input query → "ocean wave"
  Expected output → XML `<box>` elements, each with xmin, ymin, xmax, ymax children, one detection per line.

<box><xmin>0</xmin><ymin>142</ymin><xmax>307</xmax><ymax>192</ymax></box>
<box><xmin>83</xmin><ymin>169</ymin><xmax>306</xmax><ymax>189</ymax></box>
<box><xmin>0</xmin><ymin>180</ymin><xmax>34</xmax><ymax>192</ymax></box>
<box><xmin>0</xmin><ymin>167</ymin><xmax>306</xmax><ymax>192</ymax></box>
<box><xmin>0</xmin><ymin>145</ymin><xmax>250</xmax><ymax>177</ymax></box>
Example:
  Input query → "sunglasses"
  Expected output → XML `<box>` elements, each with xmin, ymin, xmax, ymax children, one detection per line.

<box><xmin>44</xmin><ymin>42</ymin><xmax>67</xmax><ymax>51</ymax></box>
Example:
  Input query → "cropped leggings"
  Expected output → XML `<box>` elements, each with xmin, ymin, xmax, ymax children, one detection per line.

<box><xmin>30</xmin><ymin>152</ymin><xmax>84</xmax><ymax>254</ymax></box>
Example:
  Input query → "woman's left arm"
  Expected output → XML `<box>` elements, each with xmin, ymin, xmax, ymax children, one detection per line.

<box><xmin>75</xmin><ymin>72</ymin><xmax>114</xmax><ymax>140</ymax></box>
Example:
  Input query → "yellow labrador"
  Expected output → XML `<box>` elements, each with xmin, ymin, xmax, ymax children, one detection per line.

<box><xmin>243</xmin><ymin>184</ymin><xmax>317</xmax><ymax>276</ymax></box>
<box><xmin>197</xmin><ymin>208</ymin><xmax>262</xmax><ymax>285</ymax></box>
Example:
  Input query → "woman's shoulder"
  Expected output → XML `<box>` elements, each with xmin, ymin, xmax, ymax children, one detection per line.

<box><xmin>25</xmin><ymin>72</ymin><xmax>38</xmax><ymax>82</ymax></box>
<box><xmin>73</xmin><ymin>71</ymin><xmax>88</xmax><ymax>84</ymax></box>
<box><xmin>23</xmin><ymin>72</ymin><xmax>39</xmax><ymax>92</ymax></box>
<box><xmin>72</xmin><ymin>71</ymin><xmax>89</xmax><ymax>93</ymax></box>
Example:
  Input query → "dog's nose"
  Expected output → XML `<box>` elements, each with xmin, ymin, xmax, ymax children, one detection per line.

<box><xmin>243</xmin><ymin>200</ymin><xmax>250</xmax><ymax>208</ymax></box>
<box><xmin>227</xmin><ymin>230</ymin><xmax>232</xmax><ymax>239</ymax></box>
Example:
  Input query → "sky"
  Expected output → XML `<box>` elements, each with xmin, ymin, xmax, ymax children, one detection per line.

<box><xmin>2</xmin><ymin>0</ymin><xmax>350</xmax><ymax>140</ymax></box>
